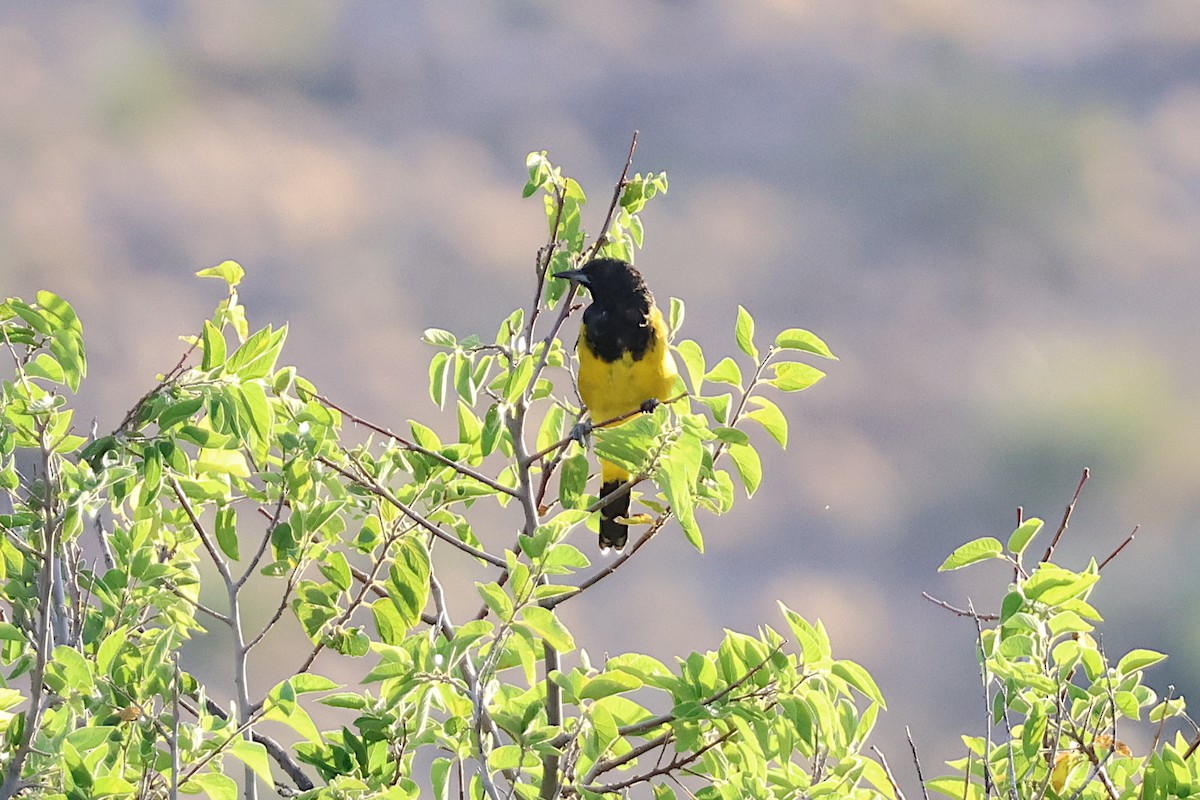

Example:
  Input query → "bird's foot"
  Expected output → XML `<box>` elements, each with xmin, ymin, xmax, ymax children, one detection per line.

<box><xmin>569</xmin><ymin>420</ymin><xmax>593</xmax><ymax>447</ymax></box>
<box><xmin>639</xmin><ymin>398</ymin><xmax>660</xmax><ymax>414</ymax></box>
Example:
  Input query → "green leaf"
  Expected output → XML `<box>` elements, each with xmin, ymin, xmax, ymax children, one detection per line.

<box><xmin>938</xmin><ymin>537</ymin><xmax>1004</xmax><ymax>571</ymax></box>
<box><xmin>653</xmin><ymin>785</ymin><xmax>678</xmax><ymax>800</ymax></box>
<box><xmin>669</xmin><ymin>297</ymin><xmax>685</xmax><ymax>338</ymax></box>
<box><xmin>229</xmin><ymin>738</ymin><xmax>274</xmax><ymax>788</ymax></box>
<box><xmin>774</xmin><ymin>328</ymin><xmax>837</xmax><ymax>359</ymax></box>
<box><xmin>409</xmin><ymin>419</ymin><xmax>442</xmax><ymax>450</ymax></box>
<box><xmin>558</xmin><ymin>451</ymin><xmax>589</xmax><ymax>510</ymax></box>
<box><xmin>768</xmin><ymin>362</ymin><xmax>825</xmax><ymax>392</ymax></box>
<box><xmin>727</xmin><ymin>442</ymin><xmax>762</xmax><ymax>498</ymax></box>
<box><xmin>24</xmin><ymin>353</ymin><xmax>65</xmax><ymax>384</ymax></box>
<box><xmin>428</xmin><ymin>351</ymin><xmax>451</xmax><ymax>409</ymax></box>
<box><xmin>196</xmin><ymin>448</ymin><xmax>250</xmax><ymax>478</ymax></box>
<box><xmin>387</xmin><ymin>537</ymin><xmax>431</xmax><ymax>629</ymax></box>
<box><xmin>319</xmin><ymin>551</ymin><xmax>353</xmax><ymax>592</ymax></box>
<box><xmin>1007</xmin><ymin>517</ymin><xmax>1044</xmax><ymax>557</ymax></box>
<box><xmin>709</xmin><ymin>428</ymin><xmax>748</xmax><ymax>450</ymax></box>
<box><xmin>694</xmin><ymin>393</ymin><xmax>732</xmax><ymax>425</ymax></box>
<box><xmin>656</xmin><ymin>424</ymin><xmax>704</xmax><ymax>552</ymax></box>
<box><xmin>536</xmin><ymin>404</ymin><xmax>565</xmax><ymax>455</ymax></box>
<box><xmin>735</xmin><ymin>305</ymin><xmax>759</xmax><ymax>362</ymax></box>
<box><xmin>371</xmin><ymin>599</ymin><xmax>406</xmax><ymax>647</ymax></box>
<box><xmin>215</xmin><ymin>506</ymin><xmax>239</xmax><ymax>560</ymax></box>
<box><xmin>580</xmin><ymin>671</ymin><xmax>643</xmax><ymax>701</ymax></box>
<box><xmin>50</xmin><ymin>327</ymin><xmax>86</xmax><ymax>391</ymax></box>
<box><xmin>321</xmin><ymin>692</ymin><xmax>367</xmax><ymax>710</ymax></box>
<box><xmin>235</xmin><ymin>382</ymin><xmax>272</xmax><ymax>444</ymax></box>
<box><xmin>431</xmin><ymin>757</ymin><xmax>452</xmax><ymax>800</ymax></box>
<box><xmin>196</xmin><ymin>260</ymin><xmax>245</xmax><ymax>287</ymax></box>
<box><xmin>706</xmin><ymin>357</ymin><xmax>743</xmax><ymax>388</ymax></box>
<box><xmin>593</xmin><ymin>414</ymin><xmax>660</xmax><ymax>474</ymax></box>
<box><xmin>674</xmin><ymin>339</ymin><xmax>705</xmax><ymax>393</ymax></box>
<box><xmin>745</xmin><ymin>396</ymin><xmax>787</xmax><ymax>448</ymax></box>
<box><xmin>477</xmin><ymin>581</ymin><xmax>513</xmax><ymax>621</ymax></box>
<box><xmin>1023</xmin><ymin>564</ymin><xmax>1099</xmax><ymax>606</ymax></box>
<box><xmin>183</xmin><ymin>774</ymin><xmax>238</xmax><ymax>800</ymax></box>
<box><xmin>422</xmin><ymin>328</ymin><xmax>457</xmax><ymax>348</ymax></box>
<box><xmin>201</xmin><ymin>319</ymin><xmax>227</xmax><ymax>371</ymax></box>
<box><xmin>505</xmin><ymin>356</ymin><xmax>534</xmax><ymax>404</ymax></box>
<box><xmin>224</xmin><ymin>325</ymin><xmax>287</xmax><ymax>380</ymax></box>
<box><xmin>519</xmin><ymin>606</ymin><xmax>575</xmax><ymax>653</ymax></box>
<box><xmin>481</xmin><ymin>403</ymin><xmax>504</xmax><ymax>456</ymax></box>
<box><xmin>1117</xmin><ymin>648</ymin><xmax>1167</xmax><ymax>676</ymax></box>
<box><xmin>779</xmin><ymin>603</ymin><xmax>832</xmax><ymax>667</ymax></box>
<box><xmin>95</xmin><ymin>626</ymin><xmax>127</xmax><ymax>675</ymax></box>
<box><xmin>159</xmin><ymin>395</ymin><xmax>204</xmax><ymax>430</ymax></box>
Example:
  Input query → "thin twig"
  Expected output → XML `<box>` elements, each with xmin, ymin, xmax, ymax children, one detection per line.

<box><xmin>525</xmin><ymin>393</ymin><xmax>687</xmax><ymax>464</ymax></box>
<box><xmin>318</xmin><ymin>454</ymin><xmax>506</xmax><ymax>568</ymax></box>
<box><xmin>113</xmin><ymin>342</ymin><xmax>198</xmax><ymax>437</ymax></box>
<box><xmin>310</xmin><ymin>391</ymin><xmax>520</xmax><ymax>499</ymax></box>
<box><xmin>907</xmin><ymin>726</ymin><xmax>930</xmax><ymax>800</ymax></box>
<box><xmin>167</xmin><ymin>474</ymin><xmax>235</xmax><ymax>586</ymax></box>
<box><xmin>1097</xmin><ymin>525</ymin><xmax>1139</xmax><ymax>572</ymax></box>
<box><xmin>871</xmin><ymin>745</ymin><xmax>909</xmax><ymax>800</ymax></box>
<box><xmin>524</xmin><ymin>182</ymin><xmax>568</xmax><ymax>344</ymax></box>
<box><xmin>541</xmin><ymin>514</ymin><xmax>669</xmax><ymax>611</ymax></box>
<box><xmin>581</xmin><ymin>727</ymin><xmax>735</xmax><ymax>795</ymax></box>
<box><xmin>921</xmin><ymin>592</ymin><xmax>1000</xmax><ymax>621</ymax></box>
<box><xmin>968</xmin><ymin>599</ymin><xmax>995</xmax><ymax>798</ymax></box>
<box><xmin>1041</xmin><ymin>468</ymin><xmax>1089</xmax><ymax>564</ymax></box>
<box><xmin>237</xmin><ymin>491</ymin><xmax>287</xmax><ymax>588</ymax></box>
<box><xmin>584</xmin><ymin>132</ymin><xmax>639</xmax><ymax>262</ymax></box>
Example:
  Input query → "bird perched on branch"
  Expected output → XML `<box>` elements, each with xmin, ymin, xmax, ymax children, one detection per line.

<box><xmin>555</xmin><ymin>257</ymin><xmax>678</xmax><ymax>552</ymax></box>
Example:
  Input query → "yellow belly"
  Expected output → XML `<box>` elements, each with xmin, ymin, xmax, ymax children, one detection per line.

<box><xmin>576</xmin><ymin>307</ymin><xmax>678</xmax><ymax>484</ymax></box>
<box><xmin>577</xmin><ymin>316</ymin><xmax>677</xmax><ymax>423</ymax></box>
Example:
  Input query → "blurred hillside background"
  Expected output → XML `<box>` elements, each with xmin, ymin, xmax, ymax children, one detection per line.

<box><xmin>4</xmin><ymin>0</ymin><xmax>1200</xmax><ymax>788</ymax></box>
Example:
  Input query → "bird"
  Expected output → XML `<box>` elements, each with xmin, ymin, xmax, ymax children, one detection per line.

<box><xmin>554</xmin><ymin>257</ymin><xmax>679</xmax><ymax>551</ymax></box>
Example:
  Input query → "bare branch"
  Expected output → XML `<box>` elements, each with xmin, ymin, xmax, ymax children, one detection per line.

<box><xmin>309</xmin><ymin>391</ymin><xmax>520</xmax><ymax>499</ymax></box>
<box><xmin>871</xmin><ymin>745</ymin><xmax>909</xmax><ymax>800</ymax></box>
<box><xmin>921</xmin><ymin>592</ymin><xmax>999</xmax><ymax>621</ymax></box>
<box><xmin>1097</xmin><ymin>525</ymin><xmax>1139</xmax><ymax>572</ymax></box>
<box><xmin>318</xmin><ymin>454</ymin><xmax>506</xmax><ymax>568</ymax></box>
<box><xmin>584</xmin><ymin>132</ymin><xmax>639</xmax><ymax>262</ymax></box>
<box><xmin>907</xmin><ymin>726</ymin><xmax>930</xmax><ymax>800</ymax></box>
<box><xmin>1041</xmin><ymin>467</ymin><xmax>1089</xmax><ymax>564</ymax></box>
<box><xmin>525</xmin><ymin>393</ymin><xmax>687</xmax><ymax>465</ymax></box>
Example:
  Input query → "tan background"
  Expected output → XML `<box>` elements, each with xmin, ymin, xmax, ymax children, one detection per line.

<box><xmin>4</xmin><ymin>0</ymin><xmax>1200</xmax><ymax>789</ymax></box>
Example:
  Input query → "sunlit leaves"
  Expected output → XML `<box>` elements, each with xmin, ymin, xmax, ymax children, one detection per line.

<box><xmin>1007</xmin><ymin>517</ymin><xmax>1043</xmax><ymax>557</ymax></box>
<box><xmin>939</xmin><ymin>537</ymin><xmax>1004</xmax><ymax>571</ymax></box>
<box><xmin>0</xmin><ymin>151</ymin><xmax>857</xmax><ymax>798</ymax></box>
<box><xmin>769</xmin><ymin>362</ymin><xmax>825</xmax><ymax>392</ymax></box>
<box><xmin>774</xmin><ymin>328</ymin><xmax>837</xmax><ymax>360</ymax></box>
<box><xmin>195</xmin><ymin>259</ymin><xmax>245</xmax><ymax>288</ymax></box>
<box><xmin>673</xmin><ymin>339</ymin><xmax>705</xmax><ymax>393</ymax></box>
<box><xmin>706</xmin><ymin>357</ymin><xmax>743</xmax><ymax>388</ymax></box>
<box><xmin>223</xmin><ymin>324</ymin><xmax>287</xmax><ymax>380</ymax></box>
<box><xmin>519</xmin><ymin>606</ymin><xmax>575</xmax><ymax>653</ymax></box>
<box><xmin>735</xmin><ymin>305</ymin><xmax>759</xmax><ymax>363</ymax></box>
<box><xmin>745</xmin><ymin>396</ymin><xmax>787</xmax><ymax>448</ymax></box>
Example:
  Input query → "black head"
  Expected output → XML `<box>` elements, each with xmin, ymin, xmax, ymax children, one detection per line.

<box><xmin>555</xmin><ymin>258</ymin><xmax>651</xmax><ymax>308</ymax></box>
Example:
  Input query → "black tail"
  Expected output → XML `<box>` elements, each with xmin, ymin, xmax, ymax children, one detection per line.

<box><xmin>598</xmin><ymin>480</ymin><xmax>629</xmax><ymax>551</ymax></box>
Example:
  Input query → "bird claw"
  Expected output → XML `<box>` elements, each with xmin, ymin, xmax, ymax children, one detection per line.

<box><xmin>639</xmin><ymin>398</ymin><xmax>660</xmax><ymax>414</ymax></box>
<box><xmin>569</xmin><ymin>420</ymin><xmax>593</xmax><ymax>447</ymax></box>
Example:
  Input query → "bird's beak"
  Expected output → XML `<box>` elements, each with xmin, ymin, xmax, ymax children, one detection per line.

<box><xmin>554</xmin><ymin>268</ymin><xmax>589</xmax><ymax>286</ymax></box>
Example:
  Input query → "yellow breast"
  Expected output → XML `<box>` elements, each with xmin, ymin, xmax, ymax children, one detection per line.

<box><xmin>576</xmin><ymin>306</ymin><xmax>678</xmax><ymax>423</ymax></box>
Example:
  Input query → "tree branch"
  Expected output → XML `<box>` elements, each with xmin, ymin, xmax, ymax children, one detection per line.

<box><xmin>310</xmin><ymin>392</ymin><xmax>520</xmax><ymax>499</ymax></box>
<box><xmin>1040</xmin><ymin>467</ymin><xmax>1089</xmax><ymax>564</ymax></box>
<box><xmin>318</xmin><ymin>454</ymin><xmax>506</xmax><ymax>568</ymax></box>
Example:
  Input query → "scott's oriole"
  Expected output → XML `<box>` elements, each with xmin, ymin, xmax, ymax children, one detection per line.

<box><xmin>556</xmin><ymin>258</ymin><xmax>679</xmax><ymax>551</ymax></box>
